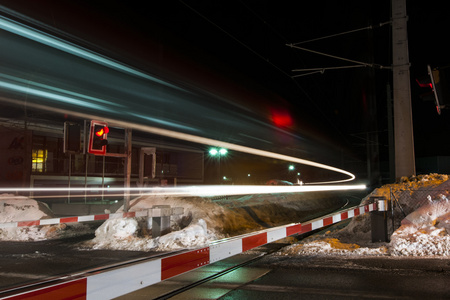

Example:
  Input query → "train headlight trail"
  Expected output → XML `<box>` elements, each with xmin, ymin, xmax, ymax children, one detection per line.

<box><xmin>0</xmin><ymin>97</ymin><xmax>360</xmax><ymax>185</ymax></box>
<box><xmin>131</xmin><ymin>123</ymin><xmax>358</xmax><ymax>184</ymax></box>
<box><xmin>0</xmin><ymin>10</ymin><xmax>360</xmax><ymax>185</ymax></box>
<box><xmin>0</xmin><ymin>184</ymin><xmax>366</xmax><ymax>198</ymax></box>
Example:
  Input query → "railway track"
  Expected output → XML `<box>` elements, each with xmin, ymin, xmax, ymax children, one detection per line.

<box><xmin>150</xmin><ymin>240</ymin><xmax>292</xmax><ymax>300</ymax></box>
<box><xmin>0</xmin><ymin>195</ymin><xmax>373</xmax><ymax>299</ymax></box>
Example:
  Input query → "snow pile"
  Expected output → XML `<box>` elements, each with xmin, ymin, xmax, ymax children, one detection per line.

<box><xmin>0</xmin><ymin>188</ymin><xmax>343</xmax><ymax>250</ymax></box>
<box><xmin>0</xmin><ymin>194</ymin><xmax>51</xmax><ymax>222</ymax></box>
<box><xmin>0</xmin><ymin>193</ymin><xmax>57</xmax><ymax>241</ymax></box>
<box><xmin>157</xmin><ymin>219</ymin><xmax>210</xmax><ymax>251</ymax></box>
<box><xmin>280</xmin><ymin>237</ymin><xmax>388</xmax><ymax>256</ymax></box>
<box><xmin>88</xmin><ymin>190</ymin><xmax>345</xmax><ymax>251</ymax></box>
<box><xmin>331</xmin><ymin>174</ymin><xmax>450</xmax><ymax>247</ymax></box>
<box><xmin>88</xmin><ymin>194</ymin><xmax>263</xmax><ymax>251</ymax></box>
<box><xmin>0</xmin><ymin>194</ymin><xmax>91</xmax><ymax>241</ymax></box>
<box><xmin>90</xmin><ymin>216</ymin><xmax>213</xmax><ymax>251</ymax></box>
<box><xmin>278</xmin><ymin>174</ymin><xmax>450</xmax><ymax>257</ymax></box>
<box><xmin>390</xmin><ymin>196</ymin><xmax>450</xmax><ymax>256</ymax></box>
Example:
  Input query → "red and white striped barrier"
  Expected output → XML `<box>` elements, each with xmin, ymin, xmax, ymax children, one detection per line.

<box><xmin>0</xmin><ymin>202</ymin><xmax>377</xmax><ymax>300</ymax></box>
<box><xmin>0</xmin><ymin>207</ymin><xmax>184</xmax><ymax>229</ymax></box>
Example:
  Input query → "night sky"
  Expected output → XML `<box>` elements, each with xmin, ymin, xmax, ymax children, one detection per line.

<box><xmin>1</xmin><ymin>0</ymin><xmax>449</xmax><ymax>178</ymax></box>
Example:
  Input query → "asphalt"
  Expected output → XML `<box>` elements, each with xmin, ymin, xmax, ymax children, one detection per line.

<box><xmin>117</xmin><ymin>239</ymin><xmax>450</xmax><ymax>300</ymax></box>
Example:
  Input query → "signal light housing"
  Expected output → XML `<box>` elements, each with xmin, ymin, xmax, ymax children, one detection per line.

<box><xmin>428</xmin><ymin>65</ymin><xmax>450</xmax><ymax>115</ymax></box>
<box><xmin>88</xmin><ymin>120</ymin><xmax>109</xmax><ymax>155</ymax></box>
<box><xmin>63</xmin><ymin>122</ymin><xmax>81</xmax><ymax>153</ymax></box>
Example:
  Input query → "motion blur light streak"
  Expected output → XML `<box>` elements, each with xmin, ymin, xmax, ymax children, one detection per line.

<box><xmin>129</xmin><ymin>113</ymin><xmax>201</xmax><ymax>133</ymax></box>
<box><xmin>129</xmin><ymin>121</ymin><xmax>357</xmax><ymax>183</ymax></box>
<box><xmin>0</xmin><ymin>9</ymin><xmax>360</xmax><ymax>184</ymax></box>
<box><xmin>0</xmin><ymin>78</ymin><xmax>114</xmax><ymax>112</ymax></box>
<box><xmin>0</xmin><ymin>94</ymin><xmax>359</xmax><ymax>183</ymax></box>
<box><xmin>0</xmin><ymin>73</ymin><xmax>124</xmax><ymax>107</ymax></box>
<box><xmin>0</xmin><ymin>13</ymin><xmax>182</xmax><ymax>91</ymax></box>
<box><xmin>0</xmin><ymin>72</ymin><xmax>123</xmax><ymax>109</ymax></box>
<box><xmin>238</xmin><ymin>133</ymin><xmax>272</xmax><ymax>145</ymax></box>
<box><xmin>1</xmin><ymin>12</ymin><xmax>303</xmax><ymax>149</ymax></box>
<box><xmin>0</xmin><ymin>184</ymin><xmax>366</xmax><ymax>197</ymax></box>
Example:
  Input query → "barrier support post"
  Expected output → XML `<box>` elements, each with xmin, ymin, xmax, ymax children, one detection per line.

<box><xmin>370</xmin><ymin>196</ymin><xmax>389</xmax><ymax>242</ymax></box>
<box><xmin>151</xmin><ymin>205</ymin><xmax>172</xmax><ymax>238</ymax></box>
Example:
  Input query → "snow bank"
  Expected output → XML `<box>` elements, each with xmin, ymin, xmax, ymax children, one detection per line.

<box><xmin>278</xmin><ymin>174</ymin><xmax>450</xmax><ymax>257</ymax></box>
<box><xmin>0</xmin><ymin>194</ymin><xmax>51</xmax><ymax>223</ymax></box>
<box><xmin>88</xmin><ymin>191</ymin><xmax>343</xmax><ymax>251</ymax></box>
<box><xmin>0</xmin><ymin>187</ymin><xmax>343</xmax><ymax>249</ymax></box>
<box><xmin>89</xmin><ymin>216</ymin><xmax>214</xmax><ymax>251</ymax></box>
<box><xmin>390</xmin><ymin>196</ymin><xmax>450</xmax><ymax>256</ymax></box>
<box><xmin>88</xmin><ymin>194</ymin><xmax>264</xmax><ymax>251</ymax></box>
<box><xmin>157</xmin><ymin>219</ymin><xmax>212</xmax><ymax>251</ymax></box>
<box><xmin>0</xmin><ymin>194</ymin><xmax>91</xmax><ymax>241</ymax></box>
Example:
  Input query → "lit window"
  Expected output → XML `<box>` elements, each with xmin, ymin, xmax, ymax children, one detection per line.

<box><xmin>32</xmin><ymin>149</ymin><xmax>47</xmax><ymax>172</ymax></box>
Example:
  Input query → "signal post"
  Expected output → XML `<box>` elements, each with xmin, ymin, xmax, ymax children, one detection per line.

<box><xmin>87</xmin><ymin>120</ymin><xmax>132</xmax><ymax>212</ymax></box>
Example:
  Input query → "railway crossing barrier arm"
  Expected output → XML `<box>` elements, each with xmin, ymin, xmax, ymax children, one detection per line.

<box><xmin>0</xmin><ymin>201</ymin><xmax>378</xmax><ymax>300</ymax></box>
<box><xmin>0</xmin><ymin>206</ymin><xmax>184</xmax><ymax>232</ymax></box>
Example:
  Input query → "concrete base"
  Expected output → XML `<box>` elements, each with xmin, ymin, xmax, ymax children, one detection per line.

<box><xmin>151</xmin><ymin>205</ymin><xmax>172</xmax><ymax>238</ymax></box>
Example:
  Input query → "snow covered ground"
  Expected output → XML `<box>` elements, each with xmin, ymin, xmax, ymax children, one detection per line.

<box><xmin>1</xmin><ymin>174</ymin><xmax>450</xmax><ymax>257</ymax></box>
<box><xmin>87</xmin><ymin>196</ymin><xmax>224</xmax><ymax>251</ymax></box>
<box><xmin>0</xmin><ymin>194</ymin><xmax>92</xmax><ymax>241</ymax></box>
<box><xmin>281</xmin><ymin>174</ymin><xmax>450</xmax><ymax>257</ymax></box>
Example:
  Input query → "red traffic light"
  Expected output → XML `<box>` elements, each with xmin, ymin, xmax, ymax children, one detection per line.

<box><xmin>88</xmin><ymin>120</ymin><xmax>109</xmax><ymax>155</ymax></box>
<box><xmin>270</xmin><ymin>107</ymin><xmax>293</xmax><ymax>128</ymax></box>
<box><xmin>95</xmin><ymin>126</ymin><xmax>109</xmax><ymax>137</ymax></box>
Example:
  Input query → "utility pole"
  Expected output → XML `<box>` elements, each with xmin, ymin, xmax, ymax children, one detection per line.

<box><xmin>392</xmin><ymin>0</ymin><xmax>416</xmax><ymax>178</ymax></box>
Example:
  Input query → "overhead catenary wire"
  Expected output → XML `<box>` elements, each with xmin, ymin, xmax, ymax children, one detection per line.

<box><xmin>292</xmin><ymin>65</ymin><xmax>367</xmax><ymax>77</ymax></box>
<box><xmin>288</xmin><ymin>20</ymin><xmax>392</xmax><ymax>75</ymax></box>
<box><xmin>290</xmin><ymin>21</ymin><xmax>391</xmax><ymax>46</ymax></box>
<box><xmin>287</xmin><ymin>43</ymin><xmax>391</xmax><ymax>71</ymax></box>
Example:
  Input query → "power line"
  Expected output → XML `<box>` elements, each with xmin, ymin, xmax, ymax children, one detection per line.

<box><xmin>290</xmin><ymin>21</ymin><xmax>391</xmax><ymax>46</ymax></box>
<box><xmin>292</xmin><ymin>65</ymin><xmax>367</xmax><ymax>77</ymax></box>
<box><xmin>287</xmin><ymin>44</ymin><xmax>391</xmax><ymax>71</ymax></box>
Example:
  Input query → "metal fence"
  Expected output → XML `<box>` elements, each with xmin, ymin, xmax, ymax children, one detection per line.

<box><xmin>389</xmin><ymin>186</ymin><xmax>450</xmax><ymax>232</ymax></box>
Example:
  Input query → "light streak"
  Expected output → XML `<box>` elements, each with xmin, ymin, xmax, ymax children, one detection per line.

<box><xmin>0</xmin><ymin>184</ymin><xmax>366</xmax><ymax>197</ymax></box>
<box><xmin>127</xmin><ymin>121</ymin><xmax>358</xmax><ymax>183</ymax></box>
<box><xmin>0</xmin><ymin>73</ymin><xmax>123</xmax><ymax>108</ymax></box>
<box><xmin>0</xmin><ymin>74</ymin><xmax>120</xmax><ymax>112</ymax></box>
<box><xmin>0</xmin><ymin>14</ymin><xmax>184</xmax><ymax>92</ymax></box>
<box><xmin>0</xmin><ymin>12</ymin><xmax>360</xmax><ymax>184</ymax></box>
<box><xmin>0</xmin><ymin>96</ymin><xmax>359</xmax><ymax>184</ymax></box>
<box><xmin>129</xmin><ymin>113</ymin><xmax>201</xmax><ymax>133</ymax></box>
<box><xmin>0</xmin><ymin>74</ymin><xmax>200</xmax><ymax>133</ymax></box>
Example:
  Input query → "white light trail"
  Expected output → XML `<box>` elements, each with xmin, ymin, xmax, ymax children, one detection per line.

<box><xmin>0</xmin><ymin>95</ymin><xmax>359</xmax><ymax>184</ymax></box>
<box><xmin>127</xmin><ymin>121</ymin><xmax>358</xmax><ymax>183</ymax></box>
<box><xmin>0</xmin><ymin>15</ymin><xmax>183</xmax><ymax>91</ymax></box>
<box><xmin>0</xmin><ymin>73</ymin><xmax>123</xmax><ymax>108</ymax></box>
<box><xmin>0</xmin><ymin>75</ymin><xmax>117</xmax><ymax>112</ymax></box>
<box><xmin>0</xmin><ymin>184</ymin><xmax>366</xmax><ymax>197</ymax></box>
<box><xmin>0</xmin><ymin>12</ymin><xmax>361</xmax><ymax>184</ymax></box>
